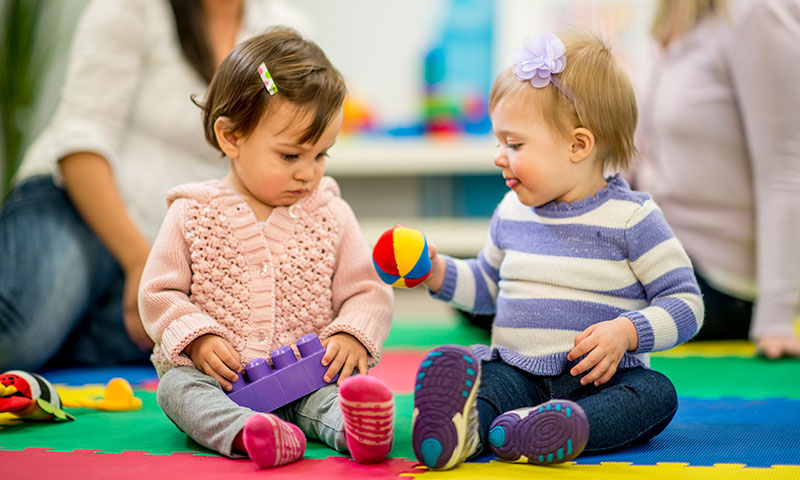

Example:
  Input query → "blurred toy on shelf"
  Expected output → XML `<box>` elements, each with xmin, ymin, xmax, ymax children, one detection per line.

<box><xmin>422</xmin><ymin>0</ymin><xmax>494</xmax><ymax>137</ymax></box>
<box><xmin>342</xmin><ymin>94</ymin><xmax>376</xmax><ymax>135</ymax></box>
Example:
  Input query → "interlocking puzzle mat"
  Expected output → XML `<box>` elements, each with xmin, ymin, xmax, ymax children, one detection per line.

<box><xmin>2</xmin><ymin>321</ymin><xmax>798</xmax><ymax>480</ymax></box>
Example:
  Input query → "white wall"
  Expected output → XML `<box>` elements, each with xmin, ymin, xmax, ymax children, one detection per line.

<box><xmin>293</xmin><ymin>0</ymin><xmax>656</xmax><ymax>130</ymax></box>
<box><xmin>292</xmin><ymin>0</ymin><xmax>447</xmax><ymax>127</ymax></box>
<box><xmin>495</xmin><ymin>0</ymin><xmax>655</xmax><ymax>83</ymax></box>
<box><xmin>29</xmin><ymin>0</ymin><xmax>657</xmax><ymax>144</ymax></box>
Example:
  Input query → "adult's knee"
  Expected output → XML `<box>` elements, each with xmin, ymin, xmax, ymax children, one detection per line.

<box><xmin>0</xmin><ymin>296</ymin><xmax>57</xmax><ymax>371</ymax></box>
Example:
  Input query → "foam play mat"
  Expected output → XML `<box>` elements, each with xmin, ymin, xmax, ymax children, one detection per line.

<box><xmin>2</xmin><ymin>320</ymin><xmax>798</xmax><ymax>479</ymax></box>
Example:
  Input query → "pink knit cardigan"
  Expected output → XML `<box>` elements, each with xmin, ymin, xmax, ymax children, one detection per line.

<box><xmin>139</xmin><ymin>177</ymin><xmax>393</xmax><ymax>376</ymax></box>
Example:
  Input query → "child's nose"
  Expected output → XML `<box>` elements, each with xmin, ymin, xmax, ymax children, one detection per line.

<box><xmin>295</xmin><ymin>162</ymin><xmax>315</xmax><ymax>181</ymax></box>
<box><xmin>494</xmin><ymin>149</ymin><xmax>508</xmax><ymax>168</ymax></box>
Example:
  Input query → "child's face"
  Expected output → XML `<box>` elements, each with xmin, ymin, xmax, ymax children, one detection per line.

<box><xmin>490</xmin><ymin>96</ymin><xmax>584</xmax><ymax>207</ymax></box>
<box><xmin>229</xmin><ymin>100</ymin><xmax>343</xmax><ymax>210</ymax></box>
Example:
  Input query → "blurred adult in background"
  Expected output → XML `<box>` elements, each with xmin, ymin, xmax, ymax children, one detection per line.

<box><xmin>633</xmin><ymin>0</ymin><xmax>800</xmax><ymax>358</ymax></box>
<box><xmin>0</xmin><ymin>0</ymin><xmax>309</xmax><ymax>371</ymax></box>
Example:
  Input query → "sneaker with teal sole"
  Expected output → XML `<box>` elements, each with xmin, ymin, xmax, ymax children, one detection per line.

<box><xmin>488</xmin><ymin>399</ymin><xmax>589</xmax><ymax>464</ymax></box>
<box><xmin>411</xmin><ymin>345</ymin><xmax>481</xmax><ymax>470</ymax></box>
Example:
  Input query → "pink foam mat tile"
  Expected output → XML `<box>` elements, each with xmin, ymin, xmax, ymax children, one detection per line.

<box><xmin>370</xmin><ymin>351</ymin><xmax>427</xmax><ymax>394</ymax></box>
<box><xmin>0</xmin><ymin>448</ymin><xmax>422</xmax><ymax>479</ymax></box>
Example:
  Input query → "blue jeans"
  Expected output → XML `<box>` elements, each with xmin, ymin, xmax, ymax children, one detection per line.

<box><xmin>474</xmin><ymin>358</ymin><xmax>678</xmax><ymax>456</ymax></box>
<box><xmin>0</xmin><ymin>176</ymin><xmax>150</xmax><ymax>371</ymax></box>
<box><xmin>692</xmin><ymin>270</ymin><xmax>752</xmax><ymax>340</ymax></box>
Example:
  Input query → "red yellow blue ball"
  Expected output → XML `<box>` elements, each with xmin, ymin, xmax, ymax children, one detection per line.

<box><xmin>372</xmin><ymin>227</ymin><xmax>432</xmax><ymax>288</ymax></box>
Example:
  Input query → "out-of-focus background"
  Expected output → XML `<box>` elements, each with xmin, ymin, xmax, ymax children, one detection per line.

<box><xmin>0</xmin><ymin>0</ymin><xmax>653</xmax><ymax>259</ymax></box>
<box><xmin>4</xmin><ymin>6</ymin><xmax>800</xmax><ymax>475</ymax></box>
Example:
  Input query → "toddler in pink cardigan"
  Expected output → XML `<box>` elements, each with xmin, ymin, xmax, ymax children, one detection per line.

<box><xmin>138</xmin><ymin>27</ymin><xmax>394</xmax><ymax>469</ymax></box>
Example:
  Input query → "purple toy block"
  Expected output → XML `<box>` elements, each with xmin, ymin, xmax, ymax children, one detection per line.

<box><xmin>226</xmin><ymin>333</ymin><xmax>337</xmax><ymax>413</ymax></box>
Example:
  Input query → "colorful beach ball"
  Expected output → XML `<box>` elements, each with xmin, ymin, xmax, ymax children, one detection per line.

<box><xmin>372</xmin><ymin>227</ymin><xmax>432</xmax><ymax>288</ymax></box>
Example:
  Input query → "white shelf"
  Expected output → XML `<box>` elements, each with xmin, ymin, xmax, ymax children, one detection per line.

<box><xmin>328</xmin><ymin>137</ymin><xmax>497</xmax><ymax>257</ymax></box>
<box><xmin>359</xmin><ymin>217</ymin><xmax>489</xmax><ymax>257</ymax></box>
<box><xmin>327</xmin><ymin>136</ymin><xmax>498</xmax><ymax>176</ymax></box>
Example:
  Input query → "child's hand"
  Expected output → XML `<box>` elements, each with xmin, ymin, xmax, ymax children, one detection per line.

<box><xmin>567</xmin><ymin>317</ymin><xmax>638</xmax><ymax>387</ymax></box>
<box><xmin>422</xmin><ymin>242</ymin><xmax>447</xmax><ymax>293</ymax></box>
<box><xmin>184</xmin><ymin>334</ymin><xmax>242</xmax><ymax>391</ymax></box>
<box><xmin>391</xmin><ymin>223</ymin><xmax>445</xmax><ymax>292</ymax></box>
<box><xmin>321</xmin><ymin>332</ymin><xmax>368</xmax><ymax>384</ymax></box>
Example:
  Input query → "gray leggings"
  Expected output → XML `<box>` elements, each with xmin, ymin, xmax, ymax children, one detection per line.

<box><xmin>157</xmin><ymin>366</ymin><xmax>348</xmax><ymax>457</ymax></box>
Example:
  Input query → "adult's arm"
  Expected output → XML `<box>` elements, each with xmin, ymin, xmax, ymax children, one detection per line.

<box><xmin>61</xmin><ymin>153</ymin><xmax>152</xmax><ymax>349</ymax></box>
<box><xmin>49</xmin><ymin>0</ymin><xmax>155</xmax><ymax>348</ymax></box>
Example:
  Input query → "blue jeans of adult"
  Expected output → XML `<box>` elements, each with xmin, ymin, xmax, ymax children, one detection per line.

<box><xmin>474</xmin><ymin>358</ymin><xmax>678</xmax><ymax>456</ymax></box>
<box><xmin>0</xmin><ymin>176</ymin><xmax>151</xmax><ymax>371</ymax></box>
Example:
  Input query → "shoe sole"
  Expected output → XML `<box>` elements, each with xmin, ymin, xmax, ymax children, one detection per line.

<box><xmin>412</xmin><ymin>345</ymin><xmax>480</xmax><ymax>470</ymax></box>
<box><xmin>488</xmin><ymin>400</ymin><xmax>589</xmax><ymax>464</ymax></box>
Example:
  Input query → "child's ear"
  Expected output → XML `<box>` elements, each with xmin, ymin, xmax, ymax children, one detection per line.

<box><xmin>214</xmin><ymin>116</ymin><xmax>241</xmax><ymax>159</ymax></box>
<box><xmin>568</xmin><ymin>127</ymin><xmax>595</xmax><ymax>164</ymax></box>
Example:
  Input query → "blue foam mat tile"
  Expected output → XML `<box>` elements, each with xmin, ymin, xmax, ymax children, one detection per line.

<box><xmin>577</xmin><ymin>398</ymin><xmax>800</xmax><ymax>467</ymax></box>
<box><xmin>37</xmin><ymin>365</ymin><xmax>158</xmax><ymax>386</ymax></box>
<box><xmin>469</xmin><ymin>397</ymin><xmax>800</xmax><ymax>468</ymax></box>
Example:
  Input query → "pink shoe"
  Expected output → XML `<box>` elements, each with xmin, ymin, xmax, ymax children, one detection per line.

<box><xmin>339</xmin><ymin>375</ymin><xmax>394</xmax><ymax>463</ymax></box>
<box><xmin>242</xmin><ymin>413</ymin><xmax>306</xmax><ymax>468</ymax></box>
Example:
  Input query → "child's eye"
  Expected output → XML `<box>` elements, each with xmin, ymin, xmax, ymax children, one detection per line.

<box><xmin>281</xmin><ymin>153</ymin><xmax>300</xmax><ymax>161</ymax></box>
<box><xmin>506</xmin><ymin>143</ymin><xmax>522</xmax><ymax>151</ymax></box>
<box><xmin>315</xmin><ymin>152</ymin><xmax>329</xmax><ymax>161</ymax></box>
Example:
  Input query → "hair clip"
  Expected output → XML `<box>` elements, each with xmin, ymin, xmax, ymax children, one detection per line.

<box><xmin>257</xmin><ymin>62</ymin><xmax>278</xmax><ymax>95</ymax></box>
<box><xmin>511</xmin><ymin>33</ymin><xmax>572</xmax><ymax>101</ymax></box>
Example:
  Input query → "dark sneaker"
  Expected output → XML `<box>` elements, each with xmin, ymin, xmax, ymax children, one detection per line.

<box><xmin>412</xmin><ymin>345</ymin><xmax>481</xmax><ymax>470</ymax></box>
<box><xmin>488</xmin><ymin>400</ymin><xmax>589</xmax><ymax>464</ymax></box>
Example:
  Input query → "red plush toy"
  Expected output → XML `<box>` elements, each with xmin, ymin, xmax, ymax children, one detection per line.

<box><xmin>0</xmin><ymin>370</ymin><xmax>74</xmax><ymax>421</ymax></box>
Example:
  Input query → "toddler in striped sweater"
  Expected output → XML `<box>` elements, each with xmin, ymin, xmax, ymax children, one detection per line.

<box><xmin>411</xmin><ymin>31</ymin><xmax>704</xmax><ymax>470</ymax></box>
<box><xmin>139</xmin><ymin>28</ymin><xmax>394</xmax><ymax>469</ymax></box>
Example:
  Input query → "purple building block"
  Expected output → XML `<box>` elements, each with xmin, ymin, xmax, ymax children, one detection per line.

<box><xmin>226</xmin><ymin>333</ymin><xmax>336</xmax><ymax>413</ymax></box>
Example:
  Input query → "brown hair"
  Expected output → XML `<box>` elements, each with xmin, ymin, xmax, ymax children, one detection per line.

<box><xmin>196</xmin><ymin>26</ymin><xmax>347</xmax><ymax>151</ymax></box>
<box><xmin>489</xmin><ymin>30</ymin><xmax>638</xmax><ymax>171</ymax></box>
<box><xmin>168</xmin><ymin>0</ymin><xmax>214</xmax><ymax>82</ymax></box>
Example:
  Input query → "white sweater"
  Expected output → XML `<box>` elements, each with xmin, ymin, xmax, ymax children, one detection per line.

<box><xmin>14</xmin><ymin>0</ymin><xmax>309</xmax><ymax>242</ymax></box>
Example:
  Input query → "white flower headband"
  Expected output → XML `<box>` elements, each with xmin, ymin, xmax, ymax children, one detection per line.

<box><xmin>511</xmin><ymin>33</ymin><xmax>573</xmax><ymax>102</ymax></box>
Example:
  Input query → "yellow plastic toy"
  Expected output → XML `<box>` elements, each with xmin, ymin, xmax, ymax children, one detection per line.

<box><xmin>58</xmin><ymin>377</ymin><xmax>142</xmax><ymax>411</ymax></box>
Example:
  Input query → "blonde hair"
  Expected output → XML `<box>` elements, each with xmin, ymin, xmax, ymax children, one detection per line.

<box><xmin>489</xmin><ymin>30</ymin><xmax>638</xmax><ymax>171</ymax></box>
<box><xmin>651</xmin><ymin>0</ymin><xmax>727</xmax><ymax>45</ymax></box>
<box><xmin>196</xmin><ymin>26</ymin><xmax>347</xmax><ymax>152</ymax></box>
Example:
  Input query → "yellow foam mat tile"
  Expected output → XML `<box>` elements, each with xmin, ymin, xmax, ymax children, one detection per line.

<box><xmin>401</xmin><ymin>462</ymin><xmax>800</xmax><ymax>479</ymax></box>
<box><xmin>655</xmin><ymin>317</ymin><xmax>800</xmax><ymax>358</ymax></box>
<box><xmin>652</xmin><ymin>341</ymin><xmax>756</xmax><ymax>358</ymax></box>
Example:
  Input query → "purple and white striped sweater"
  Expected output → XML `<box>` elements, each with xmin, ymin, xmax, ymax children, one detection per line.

<box><xmin>432</xmin><ymin>174</ymin><xmax>704</xmax><ymax>375</ymax></box>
